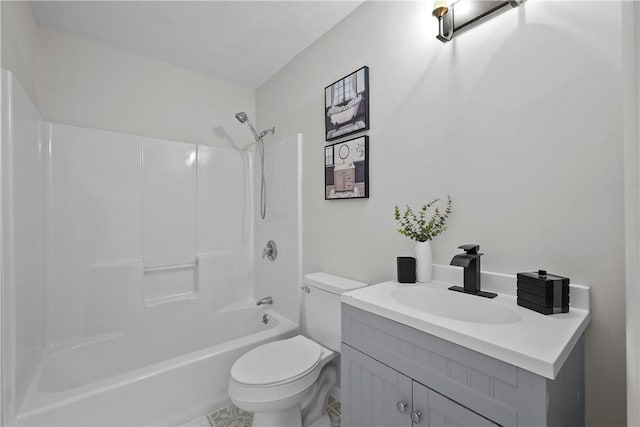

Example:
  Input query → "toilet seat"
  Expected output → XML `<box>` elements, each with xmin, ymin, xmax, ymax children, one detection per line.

<box><xmin>231</xmin><ymin>336</ymin><xmax>322</xmax><ymax>387</ymax></box>
<box><xmin>228</xmin><ymin>335</ymin><xmax>336</xmax><ymax>414</ymax></box>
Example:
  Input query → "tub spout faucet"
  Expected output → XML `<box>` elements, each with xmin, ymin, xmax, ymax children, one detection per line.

<box><xmin>256</xmin><ymin>296</ymin><xmax>273</xmax><ymax>306</ymax></box>
<box><xmin>449</xmin><ymin>244</ymin><xmax>497</xmax><ymax>299</ymax></box>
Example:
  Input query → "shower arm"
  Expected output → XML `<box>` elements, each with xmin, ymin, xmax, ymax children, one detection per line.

<box><xmin>257</xmin><ymin>127</ymin><xmax>276</xmax><ymax>140</ymax></box>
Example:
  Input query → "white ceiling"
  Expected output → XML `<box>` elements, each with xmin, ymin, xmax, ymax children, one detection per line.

<box><xmin>30</xmin><ymin>1</ymin><xmax>363</xmax><ymax>88</ymax></box>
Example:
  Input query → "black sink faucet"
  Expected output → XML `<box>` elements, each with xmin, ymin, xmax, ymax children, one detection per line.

<box><xmin>449</xmin><ymin>244</ymin><xmax>497</xmax><ymax>299</ymax></box>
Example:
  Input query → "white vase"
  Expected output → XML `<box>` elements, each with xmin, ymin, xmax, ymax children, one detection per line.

<box><xmin>414</xmin><ymin>240</ymin><xmax>433</xmax><ymax>283</ymax></box>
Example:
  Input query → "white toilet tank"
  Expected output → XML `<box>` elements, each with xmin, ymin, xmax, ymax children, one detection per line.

<box><xmin>303</xmin><ymin>272</ymin><xmax>367</xmax><ymax>352</ymax></box>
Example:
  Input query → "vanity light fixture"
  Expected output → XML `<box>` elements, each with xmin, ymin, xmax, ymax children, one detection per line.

<box><xmin>432</xmin><ymin>0</ymin><xmax>453</xmax><ymax>42</ymax></box>
<box><xmin>432</xmin><ymin>0</ymin><xmax>525</xmax><ymax>43</ymax></box>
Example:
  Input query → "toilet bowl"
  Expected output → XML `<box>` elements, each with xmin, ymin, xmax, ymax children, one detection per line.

<box><xmin>229</xmin><ymin>336</ymin><xmax>336</xmax><ymax>427</ymax></box>
<box><xmin>228</xmin><ymin>273</ymin><xmax>367</xmax><ymax>427</ymax></box>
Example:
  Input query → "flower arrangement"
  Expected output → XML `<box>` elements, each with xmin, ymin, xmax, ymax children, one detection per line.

<box><xmin>394</xmin><ymin>195</ymin><xmax>452</xmax><ymax>242</ymax></box>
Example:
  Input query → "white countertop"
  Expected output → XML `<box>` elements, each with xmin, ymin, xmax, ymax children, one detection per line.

<box><xmin>341</xmin><ymin>265</ymin><xmax>591</xmax><ymax>379</ymax></box>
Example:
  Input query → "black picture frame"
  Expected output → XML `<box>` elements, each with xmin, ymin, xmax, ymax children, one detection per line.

<box><xmin>324</xmin><ymin>66</ymin><xmax>369</xmax><ymax>141</ymax></box>
<box><xmin>324</xmin><ymin>136</ymin><xmax>369</xmax><ymax>200</ymax></box>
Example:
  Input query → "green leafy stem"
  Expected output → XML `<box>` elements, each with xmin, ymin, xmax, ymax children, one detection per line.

<box><xmin>394</xmin><ymin>195</ymin><xmax>453</xmax><ymax>242</ymax></box>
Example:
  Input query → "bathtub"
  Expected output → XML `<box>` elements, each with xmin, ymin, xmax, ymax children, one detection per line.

<box><xmin>13</xmin><ymin>306</ymin><xmax>297</xmax><ymax>426</ymax></box>
<box><xmin>328</xmin><ymin>96</ymin><xmax>362</xmax><ymax>125</ymax></box>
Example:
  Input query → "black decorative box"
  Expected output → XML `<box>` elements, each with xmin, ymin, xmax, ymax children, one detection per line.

<box><xmin>516</xmin><ymin>270</ymin><xmax>569</xmax><ymax>315</ymax></box>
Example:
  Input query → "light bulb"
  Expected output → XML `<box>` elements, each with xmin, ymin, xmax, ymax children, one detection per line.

<box><xmin>432</xmin><ymin>0</ymin><xmax>449</xmax><ymax>18</ymax></box>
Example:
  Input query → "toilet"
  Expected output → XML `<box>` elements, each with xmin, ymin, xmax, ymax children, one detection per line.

<box><xmin>228</xmin><ymin>272</ymin><xmax>367</xmax><ymax>427</ymax></box>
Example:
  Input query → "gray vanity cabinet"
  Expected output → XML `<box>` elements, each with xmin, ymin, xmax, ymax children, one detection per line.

<box><xmin>341</xmin><ymin>304</ymin><xmax>585</xmax><ymax>427</ymax></box>
<box><xmin>413</xmin><ymin>381</ymin><xmax>498</xmax><ymax>427</ymax></box>
<box><xmin>341</xmin><ymin>344</ymin><xmax>411</xmax><ymax>427</ymax></box>
<box><xmin>343</xmin><ymin>344</ymin><xmax>498</xmax><ymax>427</ymax></box>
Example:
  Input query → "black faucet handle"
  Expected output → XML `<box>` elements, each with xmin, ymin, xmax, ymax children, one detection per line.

<box><xmin>458</xmin><ymin>244</ymin><xmax>480</xmax><ymax>255</ymax></box>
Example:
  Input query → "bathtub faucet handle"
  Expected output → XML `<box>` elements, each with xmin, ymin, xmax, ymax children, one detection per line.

<box><xmin>256</xmin><ymin>296</ymin><xmax>273</xmax><ymax>306</ymax></box>
<box><xmin>262</xmin><ymin>240</ymin><xmax>277</xmax><ymax>261</ymax></box>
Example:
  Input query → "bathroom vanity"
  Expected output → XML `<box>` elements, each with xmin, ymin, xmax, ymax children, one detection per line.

<box><xmin>340</xmin><ymin>266</ymin><xmax>591</xmax><ymax>427</ymax></box>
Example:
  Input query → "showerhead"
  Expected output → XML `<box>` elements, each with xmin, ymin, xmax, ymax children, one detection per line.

<box><xmin>234</xmin><ymin>111</ymin><xmax>275</xmax><ymax>144</ymax></box>
<box><xmin>235</xmin><ymin>111</ymin><xmax>260</xmax><ymax>142</ymax></box>
<box><xmin>235</xmin><ymin>112</ymin><xmax>248</xmax><ymax>124</ymax></box>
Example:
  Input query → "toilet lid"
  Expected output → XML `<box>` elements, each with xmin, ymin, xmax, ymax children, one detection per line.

<box><xmin>231</xmin><ymin>336</ymin><xmax>322</xmax><ymax>386</ymax></box>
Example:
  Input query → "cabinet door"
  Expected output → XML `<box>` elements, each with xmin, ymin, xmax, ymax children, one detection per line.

<box><xmin>412</xmin><ymin>382</ymin><xmax>498</xmax><ymax>427</ymax></box>
<box><xmin>342</xmin><ymin>345</ymin><xmax>412</xmax><ymax>427</ymax></box>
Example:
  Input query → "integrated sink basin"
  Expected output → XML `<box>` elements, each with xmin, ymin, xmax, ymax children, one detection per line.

<box><xmin>391</xmin><ymin>286</ymin><xmax>523</xmax><ymax>324</ymax></box>
<box><xmin>341</xmin><ymin>265</ymin><xmax>592</xmax><ymax>379</ymax></box>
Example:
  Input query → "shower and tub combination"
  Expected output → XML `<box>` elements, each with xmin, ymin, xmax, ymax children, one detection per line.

<box><xmin>1</xmin><ymin>70</ymin><xmax>303</xmax><ymax>426</ymax></box>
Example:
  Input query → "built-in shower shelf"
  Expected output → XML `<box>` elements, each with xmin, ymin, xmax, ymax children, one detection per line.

<box><xmin>145</xmin><ymin>291</ymin><xmax>198</xmax><ymax>307</ymax></box>
<box><xmin>143</xmin><ymin>258</ymin><xmax>200</xmax><ymax>305</ymax></box>
<box><xmin>143</xmin><ymin>260</ymin><xmax>198</xmax><ymax>274</ymax></box>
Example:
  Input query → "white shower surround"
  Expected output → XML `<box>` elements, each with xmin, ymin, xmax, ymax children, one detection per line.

<box><xmin>1</xmin><ymin>69</ymin><xmax>303</xmax><ymax>426</ymax></box>
<box><xmin>254</xmin><ymin>133</ymin><xmax>304</xmax><ymax>325</ymax></box>
<box><xmin>43</xmin><ymin>124</ymin><xmax>256</xmax><ymax>346</ymax></box>
<box><xmin>1</xmin><ymin>70</ymin><xmax>47</xmax><ymax>425</ymax></box>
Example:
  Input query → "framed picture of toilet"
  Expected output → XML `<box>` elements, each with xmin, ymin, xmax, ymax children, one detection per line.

<box><xmin>325</xmin><ymin>66</ymin><xmax>369</xmax><ymax>141</ymax></box>
<box><xmin>325</xmin><ymin>136</ymin><xmax>369</xmax><ymax>200</ymax></box>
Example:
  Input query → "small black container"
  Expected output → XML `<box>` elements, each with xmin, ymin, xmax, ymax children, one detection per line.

<box><xmin>397</xmin><ymin>257</ymin><xmax>416</xmax><ymax>283</ymax></box>
<box><xmin>516</xmin><ymin>269</ymin><xmax>569</xmax><ymax>315</ymax></box>
<box><xmin>516</xmin><ymin>298</ymin><xmax>565</xmax><ymax>315</ymax></box>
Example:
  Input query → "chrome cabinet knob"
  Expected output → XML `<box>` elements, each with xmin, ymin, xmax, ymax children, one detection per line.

<box><xmin>410</xmin><ymin>411</ymin><xmax>422</xmax><ymax>424</ymax></box>
<box><xmin>396</xmin><ymin>400</ymin><xmax>408</xmax><ymax>414</ymax></box>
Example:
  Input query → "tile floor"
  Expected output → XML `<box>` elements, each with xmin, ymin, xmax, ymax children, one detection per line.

<box><xmin>325</xmin><ymin>395</ymin><xmax>341</xmax><ymax>426</ymax></box>
<box><xmin>180</xmin><ymin>396</ymin><xmax>341</xmax><ymax>427</ymax></box>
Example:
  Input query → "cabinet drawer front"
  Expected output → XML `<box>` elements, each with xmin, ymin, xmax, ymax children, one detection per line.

<box><xmin>342</xmin><ymin>305</ymin><xmax>529</xmax><ymax>426</ymax></box>
<box><xmin>413</xmin><ymin>381</ymin><xmax>498</xmax><ymax>427</ymax></box>
<box><xmin>341</xmin><ymin>344</ymin><xmax>412</xmax><ymax>427</ymax></box>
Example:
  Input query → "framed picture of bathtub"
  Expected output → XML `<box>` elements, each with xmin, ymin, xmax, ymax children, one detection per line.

<box><xmin>325</xmin><ymin>136</ymin><xmax>369</xmax><ymax>200</ymax></box>
<box><xmin>325</xmin><ymin>66</ymin><xmax>369</xmax><ymax>141</ymax></box>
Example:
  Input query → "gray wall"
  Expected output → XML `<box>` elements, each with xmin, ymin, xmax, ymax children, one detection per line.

<box><xmin>36</xmin><ymin>27</ymin><xmax>255</xmax><ymax>148</ymax></box>
<box><xmin>256</xmin><ymin>2</ymin><xmax>626</xmax><ymax>425</ymax></box>
<box><xmin>1</xmin><ymin>1</ymin><xmax>39</xmax><ymax>105</ymax></box>
<box><xmin>623</xmin><ymin>2</ymin><xmax>640</xmax><ymax>425</ymax></box>
<box><xmin>0</xmin><ymin>5</ymin><xmax>256</xmax><ymax>148</ymax></box>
